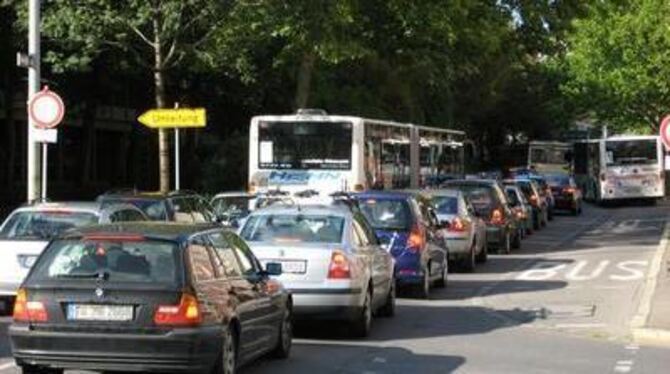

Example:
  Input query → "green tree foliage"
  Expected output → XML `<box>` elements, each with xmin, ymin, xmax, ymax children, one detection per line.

<box><xmin>563</xmin><ymin>0</ymin><xmax>669</xmax><ymax>132</ymax></box>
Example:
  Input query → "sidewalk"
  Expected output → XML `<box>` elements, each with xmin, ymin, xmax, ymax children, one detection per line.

<box><xmin>647</xmin><ymin>246</ymin><xmax>670</xmax><ymax>331</ymax></box>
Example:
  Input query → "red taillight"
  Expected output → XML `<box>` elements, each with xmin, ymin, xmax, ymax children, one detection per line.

<box><xmin>448</xmin><ymin>217</ymin><xmax>466</xmax><ymax>232</ymax></box>
<box><xmin>154</xmin><ymin>293</ymin><xmax>202</xmax><ymax>327</ymax></box>
<box><xmin>407</xmin><ymin>225</ymin><xmax>426</xmax><ymax>251</ymax></box>
<box><xmin>490</xmin><ymin>208</ymin><xmax>505</xmax><ymax>225</ymax></box>
<box><xmin>328</xmin><ymin>251</ymin><xmax>351</xmax><ymax>279</ymax></box>
<box><xmin>515</xmin><ymin>208</ymin><xmax>526</xmax><ymax>219</ymax></box>
<box><xmin>13</xmin><ymin>288</ymin><xmax>48</xmax><ymax>323</ymax></box>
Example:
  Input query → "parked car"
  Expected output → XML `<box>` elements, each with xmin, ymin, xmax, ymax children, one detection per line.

<box><xmin>98</xmin><ymin>190</ymin><xmax>216</xmax><ymax>223</ymax></box>
<box><xmin>431</xmin><ymin>189</ymin><xmax>488</xmax><ymax>271</ymax></box>
<box><xmin>545</xmin><ymin>173</ymin><xmax>583</xmax><ymax>215</ymax></box>
<box><xmin>503</xmin><ymin>183</ymin><xmax>534</xmax><ymax>236</ymax></box>
<box><xmin>354</xmin><ymin>192</ymin><xmax>448</xmax><ymax>299</ymax></box>
<box><xmin>442</xmin><ymin>180</ymin><xmax>521</xmax><ymax>254</ymax></box>
<box><xmin>0</xmin><ymin>202</ymin><xmax>147</xmax><ymax>315</ymax></box>
<box><xmin>240</xmin><ymin>204</ymin><xmax>395</xmax><ymax>337</ymax></box>
<box><xmin>513</xmin><ymin>178</ymin><xmax>549</xmax><ymax>230</ymax></box>
<box><xmin>10</xmin><ymin>222</ymin><xmax>292</xmax><ymax>374</ymax></box>
<box><xmin>211</xmin><ymin>192</ymin><xmax>257</xmax><ymax>227</ymax></box>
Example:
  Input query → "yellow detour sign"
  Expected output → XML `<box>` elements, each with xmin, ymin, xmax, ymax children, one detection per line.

<box><xmin>138</xmin><ymin>108</ymin><xmax>207</xmax><ymax>128</ymax></box>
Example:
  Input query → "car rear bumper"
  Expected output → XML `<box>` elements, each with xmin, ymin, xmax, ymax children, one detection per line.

<box><xmin>290</xmin><ymin>288</ymin><xmax>365</xmax><ymax>319</ymax></box>
<box><xmin>486</xmin><ymin>226</ymin><xmax>506</xmax><ymax>246</ymax></box>
<box><xmin>553</xmin><ymin>197</ymin><xmax>577</xmax><ymax>210</ymax></box>
<box><xmin>446</xmin><ymin>236</ymin><xmax>470</xmax><ymax>256</ymax></box>
<box><xmin>10</xmin><ymin>324</ymin><xmax>221</xmax><ymax>373</ymax></box>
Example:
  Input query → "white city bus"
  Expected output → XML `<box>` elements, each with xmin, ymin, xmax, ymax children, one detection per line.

<box><xmin>248</xmin><ymin>109</ymin><xmax>466</xmax><ymax>194</ymax></box>
<box><xmin>573</xmin><ymin>135</ymin><xmax>665</xmax><ymax>202</ymax></box>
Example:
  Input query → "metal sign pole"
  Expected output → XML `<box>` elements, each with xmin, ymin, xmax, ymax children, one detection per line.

<box><xmin>174</xmin><ymin>102</ymin><xmax>180</xmax><ymax>191</ymax></box>
<box><xmin>41</xmin><ymin>143</ymin><xmax>47</xmax><ymax>199</ymax></box>
<box><xmin>27</xmin><ymin>0</ymin><xmax>41</xmax><ymax>202</ymax></box>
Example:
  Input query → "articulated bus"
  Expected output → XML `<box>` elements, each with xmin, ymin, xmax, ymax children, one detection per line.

<box><xmin>573</xmin><ymin>135</ymin><xmax>665</xmax><ymax>203</ymax></box>
<box><xmin>248</xmin><ymin>110</ymin><xmax>466</xmax><ymax>194</ymax></box>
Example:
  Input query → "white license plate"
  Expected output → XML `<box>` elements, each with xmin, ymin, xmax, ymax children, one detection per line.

<box><xmin>67</xmin><ymin>304</ymin><xmax>134</xmax><ymax>321</ymax></box>
<box><xmin>264</xmin><ymin>260</ymin><xmax>306</xmax><ymax>274</ymax></box>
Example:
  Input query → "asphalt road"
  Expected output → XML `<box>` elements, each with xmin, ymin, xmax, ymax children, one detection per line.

<box><xmin>2</xmin><ymin>202</ymin><xmax>670</xmax><ymax>373</ymax></box>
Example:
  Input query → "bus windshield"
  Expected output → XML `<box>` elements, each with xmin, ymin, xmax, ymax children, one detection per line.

<box><xmin>605</xmin><ymin>140</ymin><xmax>657</xmax><ymax>166</ymax></box>
<box><xmin>258</xmin><ymin>121</ymin><xmax>352</xmax><ymax>170</ymax></box>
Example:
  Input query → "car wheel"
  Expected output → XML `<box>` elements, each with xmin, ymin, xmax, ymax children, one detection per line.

<box><xmin>415</xmin><ymin>269</ymin><xmax>431</xmax><ymax>299</ymax></box>
<box><xmin>512</xmin><ymin>230</ymin><xmax>522</xmax><ymax>249</ymax></box>
<box><xmin>461</xmin><ymin>243</ymin><xmax>476</xmax><ymax>272</ymax></box>
<box><xmin>548</xmin><ymin>208</ymin><xmax>554</xmax><ymax>221</ymax></box>
<box><xmin>378</xmin><ymin>279</ymin><xmax>396</xmax><ymax>317</ymax></box>
<box><xmin>541</xmin><ymin>211</ymin><xmax>548</xmax><ymax>227</ymax></box>
<box><xmin>501</xmin><ymin>233</ymin><xmax>512</xmax><ymax>254</ymax></box>
<box><xmin>271</xmin><ymin>306</ymin><xmax>293</xmax><ymax>359</ymax></box>
<box><xmin>215</xmin><ymin>324</ymin><xmax>238</xmax><ymax>374</ymax></box>
<box><xmin>476</xmin><ymin>241</ymin><xmax>488</xmax><ymax>263</ymax></box>
<box><xmin>435</xmin><ymin>262</ymin><xmax>448</xmax><ymax>288</ymax></box>
<box><xmin>352</xmin><ymin>289</ymin><xmax>373</xmax><ymax>337</ymax></box>
<box><xmin>533</xmin><ymin>214</ymin><xmax>541</xmax><ymax>230</ymax></box>
<box><xmin>20</xmin><ymin>366</ymin><xmax>63</xmax><ymax>374</ymax></box>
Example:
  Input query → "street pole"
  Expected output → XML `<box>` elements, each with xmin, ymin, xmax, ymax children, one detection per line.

<box><xmin>174</xmin><ymin>103</ymin><xmax>180</xmax><ymax>191</ymax></box>
<box><xmin>41</xmin><ymin>143</ymin><xmax>47</xmax><ymax>199</ymax></box>
<box><xmin>27</xmin><ymin>0</ymin><xmax>41</xmax><ymax>202</ymax></box>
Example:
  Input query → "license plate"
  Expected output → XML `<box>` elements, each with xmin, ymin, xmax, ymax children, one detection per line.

<box><xmin>263</xmin><ymin>260</ymin><xmax>307</xmax><ymax>274</ymax></box>
<box><xmin>67</xmin><ymin>304</ymin><xmax>134</xmax><ymax>321</ymax></box>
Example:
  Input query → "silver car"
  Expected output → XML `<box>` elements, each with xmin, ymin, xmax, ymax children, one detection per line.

<box><xmin>431</xmin><ymin>190</ymin><xmax>488</xmax><ymax>271</ymax></box>
<box><xmin>240</xmin><ymin>204</ymin><xmax>395</xmax><ymax>337</ymax></box>
<box><xmin>0</xmin><ymin>202</ymin><xmax>147</xmax><ymax>313</ymax></box>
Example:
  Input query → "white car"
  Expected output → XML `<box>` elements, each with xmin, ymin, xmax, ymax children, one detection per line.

<box><xmin>431</xmin><ymin>189</ymin><xmax>488</xmax><ymax>271</ymax></box>
<box><xmin>0</xmin><ymin>202</ymin><xmax>147</xmax><ymax>313</ymax></box>
<box><xmin>239</xmin><ymin>204</ymin><xmax>395</xmax><ymax>337</ymax></box>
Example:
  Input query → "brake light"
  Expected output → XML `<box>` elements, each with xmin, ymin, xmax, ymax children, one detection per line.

<box><xmin>328</xmin><ymin>251</ymin><xmax>351</xmax><ymax>279</ymax></box>
<box><xmin>490</xmin><ymin>208</ymin><xmax>505</xmax><ymax>225</ymax></box>
<box><xmin>515</xmin><ymin>208</ymin><xmax>526</xmax><ymax>219</ymax></box>
<box><xmin>407</xmin><ymin>225</ymin><xmax>426</xmax><ymax>251</ymax></box>
<box><xmin>448</xmin><ymin>217</ymin><xmax>466</xmax><ymax>232</ymax></box>
<box><xmin>154</xmin><ymin>293</ymin><xmax>202</xmax><ymax>327</ymax></box>
<box><xmin>13</xmin><ymin>289</ymin><xmax>48</xmax><ymax>323</ymax></box>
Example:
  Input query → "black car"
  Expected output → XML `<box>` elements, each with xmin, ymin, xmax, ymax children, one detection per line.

<box><xmin>98</xmin><ymin>190</ymin><xmax>217</xmax><ymax>224</ymax></box>
<box><xmin>442</xmin><ymin>179</ymin><xmax>521</xmax><ymax>253</ymax></box>
<box><xmin>10</xmin><ymin>222</ymin><xmax>292</xmax><ymax>374</ymax></box>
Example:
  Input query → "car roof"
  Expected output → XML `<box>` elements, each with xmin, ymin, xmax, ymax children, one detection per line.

<box><xmin>251</xmin><ymin>204</ymin><xmax>352</xmax><ymax>217</ymax></box>
<box><xmin>16</xmin><ymin>201</ymin><xmax>102</xmax><ymax>214</ymax></box>
<box><xmin>354</xmin><ymin>191</ymin><xmax>413</xmax><ymax>200</ymax></box>
<box><xmin>427</xmin><ymin>189</ymin><xmax>462</xmax><ymax>198</ymax></box>
<box><xmin>98</xmin><ymin>190</ymin><xmax>200</xmax><ymax>200</ymax></box>
<box><xmin>212</xmin><ymin>192</ymin><xmax>256</xmax><ymax>199</ymax></box>
<box><xmin>61</xmin><ymin>222</ymin><xmax>221</xmax><ymax>242</ymax></box>
<box><xmin>443</xmin><ymin>179</ymin><xmax>499</xmax><ymax>186</ymax></box>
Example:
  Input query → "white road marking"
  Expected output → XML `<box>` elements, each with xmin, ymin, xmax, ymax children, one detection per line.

<box><xmin>611</xmin><ymin>261</ymin><xmax>647</xmax><ymax>281</ymax></box>
<box><xmin>614</xmin><ymin>365</ymin><xmax>632</xmax><ymax>373</ymax></box>
<box><xmin>0</xmin><ymin>362</ymin><xmax>15</xmax><ymax>370</ymax></box>
<box><xmin>516</xmin><ymin>260</ymin><xmax>649</xmax><ymax>282</ymax></box>
<box><xmin>565</xmin><ymin>260</ymin><xmax>609</xmax><ymax>281</ymax></box>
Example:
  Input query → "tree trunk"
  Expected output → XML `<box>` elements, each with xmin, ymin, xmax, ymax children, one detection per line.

<box><xmin>294</xmin><ymin>51</ymin><xmax>316</xmax><ymax>110</ymax></box>
<box><xmin>154</xmin><ymin>16</ymin><xmax>170</xmax><ymax>193</ymax></box>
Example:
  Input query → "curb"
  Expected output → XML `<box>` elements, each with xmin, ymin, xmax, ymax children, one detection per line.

<box><xmin>631</xmin><ymin>218</ymin><xmax>670</xmax><ymax>346</ymax></box>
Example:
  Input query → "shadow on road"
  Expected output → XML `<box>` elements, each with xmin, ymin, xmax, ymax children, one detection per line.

<box><xmin>430</xmin><ymin>278</ymin><xmax>569</xmax><ymax>301</ymax></box>
<box><xmin>245</xmin><ymin>343</ymin><xmax>466</xmax><ymax>374</ymax></box>
<box><xmin>462</xmin><ymin>256</ymin><xmax>574</xmax><ymax>275</ymax></box>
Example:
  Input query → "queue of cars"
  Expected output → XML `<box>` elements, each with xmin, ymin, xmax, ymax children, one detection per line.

<box><xmin>0</xmin><ymin>171</ymin><xmax>582</xmax><ymax>373</ymax></box>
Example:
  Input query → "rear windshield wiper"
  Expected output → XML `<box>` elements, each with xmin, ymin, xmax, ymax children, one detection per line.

<box><xmin>56</xmin><ymin>271</ymin><xmax>110</xmax><ymax>280</ymax></box>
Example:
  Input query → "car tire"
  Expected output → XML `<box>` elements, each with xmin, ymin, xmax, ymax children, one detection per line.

<box><xmin>548</xmin><ymin>208</ymin><xmax>554</xmax><ymax>221</ymax></box>
<box><xmin>271</xmin><ymin>306</ymin><xmax>293</xmax><ymax>359</ymax></box>
<box><xmin>501</xmin><ymin>232</ymin><xmax>512</xmax><ymax>254</ymax></box>
<box><xmin>214</xmin><ymin>324</ymin><xmax>238</xmax><ymax>374</ymax></box>
<box><xmin>352</xmin><ymin>289</ymin><xmax>373</xmax><ymax>338</ymax></box>
<box><xmin>533</xmin><ymin>214</ymin><xmax>541</xmax><ymax>231</ymax></box>
<box><xmin>378</xmin><ymin>279</ymin><xmax>396</xmax><ymax>317</ymax></box>
<box><xmin>461</xmin><ymin>243</ymin><xmax>476</xmax><ymax>272</ymax></box>
<box><xmin>20</xmin><ymin>366</ymin><xmax>63</xmax><ymax>374</ymax></box>
<box><xmin>415</xmin><ymin>269</ymin><xmax>431</xmax><ymax>299</ymax></box>
<box><xmin>512</xmin><ymin>230</ymin><xmax>522</xmax><ymax>249</ymax></box>
<box><xmin>435</xmin><ymin>262</ymin><xmax>448</xmax><ymax>288</ymax></box>
<box><xmin>476</xmin><ymin>242</ymin><xmax>488</xmax><ymax>263</ymax></box>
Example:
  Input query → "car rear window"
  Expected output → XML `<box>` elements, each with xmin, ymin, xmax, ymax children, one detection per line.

<box><xmin>0</xmin><ymin>211</ymin><xmax>99</xmax><ymax>240</ymax></box>
<box><xmin>432</xmin><ymin>196</ymin><xmax>459</xmax><ymax>215</ymax></box>
<box><xmin>445</xmin><ymin>184</ymin><xmax>501</xmax><ymax>215</ymax></box>
<box><xmin>545</xmin><ymin>175</ymin><xmax>570</xmax><ymax>187</ymax></box>
<box><xmin>101</xmin><ymin>199</ymin><xmax>168</xmax><ymax>221</ymax></box>
<box><xmin>358</xmin><ymin>198</ymin><xmax>413</xmax><ymax>231</ymax></box>
<box><xmin>29</xmin><ymin>239</ymin><xmax>180</xmax><ymax>285</ymax></box>
<box><xmin>240</xmin><ymin>214</ymin><xmax>345</xmax><ymax>243</ymax></box>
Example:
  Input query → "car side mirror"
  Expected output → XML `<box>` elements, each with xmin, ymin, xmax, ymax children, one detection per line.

<box><xmin>264</xmin><ymin>262</ymin><xmax>283</xmax><ymax>276</ymax></box>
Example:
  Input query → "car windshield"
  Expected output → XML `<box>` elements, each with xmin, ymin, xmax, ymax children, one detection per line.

<box><xmin>545</xmin><ymin>175</ymin><xmax>570</xmax><ymax>187</ymax></box>
<box><xmin>357</xmin><ymin>198</ymin><xmax>412</xmax><ymax>231</ymax></box>
<box><xmin>432</xmin><ymin>196</ymin><xmax>459</xmax><ymax>215</ymax></box>
<box><xmin>101</xmin><ymin>199</ymin><xmax>168</xmax><ymax>221</ymax></box>
<box><xmin>30</xmin><ymin>239</ymin><xmax>179</xmax><ymax>285</ymax></box>
<box><xmin>212</xmin><ymin>196</ymin><xmax>253</xmax><ymax>217</ymax></box>
<box><xmin>0</xmin><ymin>211</ymin><xmax>99</xmax><ymax>240</ymax></box>
<box><xmin>241</xmin><ymin>214</ymin><xmax>345</xmax><ymax>243</ymax></box>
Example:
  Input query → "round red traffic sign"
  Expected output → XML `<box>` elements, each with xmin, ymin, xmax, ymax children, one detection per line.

<box><xmin>28</xmin><ymin>86</ymin><xmax>65</xmax><ymax>129</ymax></box>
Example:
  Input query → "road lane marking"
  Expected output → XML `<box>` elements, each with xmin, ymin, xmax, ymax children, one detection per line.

<box><xmin>565</xmin><ymin>260</ymin><xmax>609</xmax><ymax>281</ymax></box>
<box><xmin>0</xmin><ymin>362</ymin><xmax>15</xmax><ymax>370</ymax></box>
<box><xmin>515</xmin><ymin>260</ymin><xmax>649</xmax><ymax>282</ymax></box>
